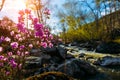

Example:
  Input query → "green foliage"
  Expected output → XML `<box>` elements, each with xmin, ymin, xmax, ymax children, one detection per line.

<box><xmin>60</xmin><ymin>9</ymin><xmax>120</xmax><ymax>43</ymax></box>
<box><xmin>57</xmin><ymin>0</ymin><xmax>120</xmax><ymax>43</ymax></box>
<box><xmin>60</xmin><ymin>22</ymin><xmax>105</xmax><ymax>42</ymax></box>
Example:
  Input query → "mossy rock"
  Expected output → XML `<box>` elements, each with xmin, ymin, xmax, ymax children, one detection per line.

<box><xmin>26</xmin><ymin>71</ymin><xmax>74</xmax><ymax>80</ymax></box>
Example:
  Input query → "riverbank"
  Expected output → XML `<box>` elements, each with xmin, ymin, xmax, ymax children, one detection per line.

<box><xmin>25</xmin><ymin>45</ymin><xmax>120</xmax><ymax>80</ymax></box>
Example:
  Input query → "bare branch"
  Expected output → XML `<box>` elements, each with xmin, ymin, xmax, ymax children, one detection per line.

<box><xmin>0</xmin><ymin>0</ymin><xmax>5</xmax><ymax>11</ymax></box>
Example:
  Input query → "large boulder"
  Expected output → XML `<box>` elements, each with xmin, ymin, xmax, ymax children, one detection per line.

<box><xmin>25</xmin><ymin>54</ymin><xmax>51</xmax><ymax>69</ymax></box>
<box><xmin>25</xmin><ymin>46</ymin><xmax>68</xmax><ymax>77</ymax></box>
<box><xmin>94</xmin><ymin>56</ymin><xmax>120</xmax><ymax>66</ymax></box>
<box><xmin>57</xmin><ymin>46</ymin><xmax>67</xmax><ymax>59</ymax></box>
<box><xmin>30</xmin><ymin>59</ymin><xmax>97</xmax><ymax>79</ymax></box>
<box><xmin>40</xmin><ymin>47</ymin><xmax>57</xmax><ymax>56</ymax></box>
<box><xmin>25</xmin><ymin>46</ymin><xmax>69</xmax><ymax>71</ymax></box>
<box><xmin>66</xmin><ymin>54</ymin><xmax>75</xmax><ymax>59</ymax></box>
<box><xmin>56</xmin><ymin>59</ymin><xmax>97</xmax><ymax>79</ymax></box>
<box><xmin>30</xmin><ymin>48</ymin><xmax>43</xmax><ymax>56</ymax></box>
<box><xmin>96</xmin><ymin>42</ymin><xmax>120</xmax><ymax>54</ymax></box>
<box><xmin>25</xmin><ymin>54</ymin><xmax>52</xmax><ymax>77</ymax></box>
<box><xmin>42</xmin><ymin>46</ymin><xmax>67</xmax><ymax>59</ymax></box>
<box><xmin>70</xmin><ymin>42</ymin><xmax>78</xmax><ymax>46</ymax></box>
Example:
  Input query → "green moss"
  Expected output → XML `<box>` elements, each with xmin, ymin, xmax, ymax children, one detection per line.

<box><xmin>113</xmin><ymin>39</ymin><xmax>120</xmax><ymax>43</ymax></box>
<box><xmin>26</xmin><ymin>71</ymin><xmax>74</xmax><ymax>80</ymax></box>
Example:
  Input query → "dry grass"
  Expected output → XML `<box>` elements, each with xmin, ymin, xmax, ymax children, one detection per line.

<box><xmin>26</xmin><ymin>71</ymin><xmax>74</xmax><ymax>80</ymax></box>
<box><xmin>113</xmin><ymin>39</ymin><xmax>120</xmax><ymax>43</ymax></box>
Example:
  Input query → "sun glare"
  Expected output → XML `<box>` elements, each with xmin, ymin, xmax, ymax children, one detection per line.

<box><xmin>15</xmin><ymin>0</ymin><xmax>26</xmax><ymax>10</ymax></box>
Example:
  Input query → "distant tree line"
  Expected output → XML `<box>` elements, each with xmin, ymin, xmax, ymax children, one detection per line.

<box><xmin>54</xmin><ymin>0</ymin><xmax>120</xmax><ymax>43</ymax></box>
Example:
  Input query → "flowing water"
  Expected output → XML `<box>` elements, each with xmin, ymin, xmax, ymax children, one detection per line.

<box><xmin>64</xmin><ymin>45</ymin><xmax>120</xmax><ymax>80</ymax></box>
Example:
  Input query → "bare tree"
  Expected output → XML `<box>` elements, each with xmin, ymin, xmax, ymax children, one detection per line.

<box><xmin>0</xmin><ymin>0</ymin><xmax>5</xmax><ymax>11</ymax></box>
<box><xmin>26</xmin><ymin>0</ymin><xmax>50</xmax><ymax>24</ymax></box>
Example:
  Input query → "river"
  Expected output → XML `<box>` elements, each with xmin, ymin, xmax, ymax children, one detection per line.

<box><xmin>63</xmin><ymin>45</ymin><xmax>120</xmax><ymax>80</ymax></box>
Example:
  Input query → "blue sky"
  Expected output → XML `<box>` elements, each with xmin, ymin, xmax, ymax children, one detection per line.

<box><xmin>0</xmin><ymin>0</ymin><xmax>109</xmax><ymax>23</ymax></box>
<box><xmin>0</xmin><ymin>0</ymin><xmax>110</xmax><ymax>34</ymax></box>
<box><xmin>0</xmin><ymin>0</ymin><xmax>65</xmax><ymax>34</ymax></box>
<box><xmin>0</xmin><ymin>0</ymin><xmax>65</xmax><ymax>22</ymax></box>
<box><xmin>0</xmin><ymin>0</ymin><xmax>26</xmax><ymax>22</ymax></box>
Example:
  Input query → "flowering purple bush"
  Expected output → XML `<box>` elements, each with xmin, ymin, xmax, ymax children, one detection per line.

<box><xmin>17</xmin><ymin>9</ymin><xmax>53</xmax><ymax>48</ymax></box>
<box><xmin>0</xmin><ymin>8</ymin><xmax>53</xmax><ymax>79</ymax></box>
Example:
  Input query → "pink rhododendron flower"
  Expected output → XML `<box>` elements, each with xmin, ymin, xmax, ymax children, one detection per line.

<box><xmin>33</xmin><ymin>18</ymin><xmax>38</xmax><ymax>24</ymax></box>
<box><xmin>0</xmin><ymin>8</ymin><xmax>54</xmax><ymax>79</ymax></box>
<box><xmin>9</xmin><ymin>59</ymin><xmax>17</xmax><ymax>68</ymax></box>
<box><xmin>44</xmin><ymin>28</ymin><xmax>49</xmax><ymax>33</ymax></box>
<box><xmin>34</xmin><ymin>23</ymin><xmax>43</xmax><ymax>30</ymax></box>
<box><xmin>17</xmin><ymin>23</ymin><xmax>27</xmax><ymax>33</ymax></box>
<box><xmin>29</xmin><ymin>14</ymin><xmax>33</xmax><ymax>20</ymax></box>
<box><xmin>49</xmin><ymin>43</ymin><xmax>53</xmax><ymax>48</ymax></box>
<box><xmin>34</xmin><ymin>23</ymin><xmax>44</xmax><ymax>37</ymax></box>
<box><xmin>29</xmin><ymin>44</ymin><xmax>33</xmax><ymax>48</ymax></box>
<box><xmin>18</xmin><ymin>64</ymin><xmax>22</xmax><ymax>69</ymax></box>
<box><xmin>43</xmin><ymin>34</ymin><xmax>47</xmax><ymax>38</ymax></box>
<box><xmin>18</xmin><ymin>10</ymin><xmax>25</xmax><ymax>15</ymax></box>
<box><xmin>20</xmin><ymin>45</ymin><xmax>25</xmax><ymax>50</ymax></box>
<box><xmin>5</xmin><ymin>37</ymin><xmax>11</xmax><ymax>42</ymax></box>
<box><xmin>3</xmin><ymin>57</ymin><xmax>8</xmax><ymax>61</ymax></box>
<box><xmin>10</xmin><ymin>31</ymin><xmax>14</xmax><ymax>36</ymax></box>
<box><xmin>35</xmin><ymin>30</ymin><xmax>44</xmax><ymax>37</ymax></box>
<box><xmin>0</xmin><ymin>36</ymin><xmax>5</xmax><ymax>41</ymax></box>
<box><xmin>8</xmin><ymin>52</ymin><xmax>13</xmax><ymax>56</ymax></box>
<box><xmin>21</xmin><ymin>52</ymin><xmax>24</xmax><ymax>56</ymax></box>
<box><xmin>17</xmin><ymin>51</ymin><xmax>21</xmax><ymax>55</ymax></box>
<box><xmin>44</xmin><ymin>8</ymin><xmax>50</xmax><ymax>15</ymax></box>
<box><xmin>0</xmin><ymin>55</ymin><xmax>4</xmax><ymax>60</ymax></box>
<box><xmin>49</xmin><ymin>34</ymin><xmax>53</xmax><ymax>39</ymax></box>
<box><xmin>18</xmin><ymin>38</ymin><xmax>23</xmax><ymax>42</ymax></box>
<box><xmin>41</xmin><ymin>42</ymin><xmax>47</xmax><ymax>48</ymax></box>
<box><xmin>18</xmin><ymin>15</ymin><xmax>24</xmax><ymax>22</ymax></box>
<box><xmin>25</xmin><ymin>51</ymin><xmax>29</xmax><ymax>55</ymax></box>
<box><xmin>15</xmin><ymin>34</ymin><xmax>22</xmax><ymax>39</ymax></box>
<box><xmin>6</xmin><ymin>71</ymin><xmax>10</xmax><ymax>75</ymax></box>
<box><xmin>10</xmin><ymin>42</ymin><xmax>19</xmax><ymax>49</ymax></box>
<box><xmin>16</xmin><ymin>34</ymin><xmax>21</xmax><ymax>38</ymax></box>
<box><xmin>25</xmin><ymin>9</ymin><xmax>31</xmax><ymax>14</ymax></box>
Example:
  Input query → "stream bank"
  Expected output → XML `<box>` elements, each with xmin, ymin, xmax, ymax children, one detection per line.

<box><xmin>25</xmin><ymin>44</ymin><xmax>120</xmax><ymax>80</ymax></box>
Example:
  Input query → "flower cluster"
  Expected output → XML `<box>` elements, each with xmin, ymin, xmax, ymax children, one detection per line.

<box><xmin>0</xmin><ymin>55</ymin><xmax>21</xmax><ymax>68</ymax></box>
<box><xmin>44</xmin><ymin>8</ymin><xmax>50</xmax><ymax>15</ymax></box>
<box><xmin>0</xmin><ymin>53</ymin><xmax>22</xmax><ymax>79</ymax></box>
<box><xmin>0</xmin><ymin>8</ymin><xmax>53</xmax><ymax>79</ymax></box>
<box><xmin>17</xmin><ymin>9</ymin><xmax>53</xmax><ymax>48</ymax></box>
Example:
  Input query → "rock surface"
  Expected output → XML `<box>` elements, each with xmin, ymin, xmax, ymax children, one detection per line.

<box><xmin>96</xmin><ymin>42</ymin><xmax>120</xmax><ymax>54</ymax></box>
<box><xmin>57</xmin><ymin>59</ymin><xmax>97</xmax><ymax>78</ymax></box>
<box><xmin>94</xmin><ymin>56</ymin><xmax>120</xmax><ymax>66</ymax></box>
<box><xmin>25</xmin><ymin>46</ymin><xmax>98</xmax><ymax>79</ymax></box>
<box><xmin>42</xmin><ymin>46</ymin><xmax>67</xmax><ymax>59</ymax></box>
<box><xmin>26</xmin><ymin>45</ymin><xmax>120</xmax><ymax>80</ymax></box>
